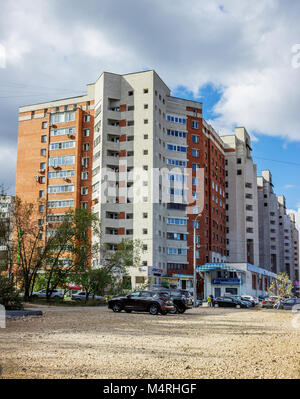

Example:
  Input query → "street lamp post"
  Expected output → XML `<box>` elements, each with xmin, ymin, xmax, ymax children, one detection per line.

<box><xmin>193</xmin><ymin>213</ymin><xmax>202</xmax><ymax>307</ymax></box>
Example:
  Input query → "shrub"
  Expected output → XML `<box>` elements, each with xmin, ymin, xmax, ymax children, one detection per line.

<box><xmin>0</xmin><ymin>275</ymin><xmax>23</xmax><ymax>310</ymax></box>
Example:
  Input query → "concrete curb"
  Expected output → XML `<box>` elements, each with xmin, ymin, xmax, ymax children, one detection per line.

<box><xmin>6</xmin><ymin>310</ymin><xmax>43</xmax><ymax>319</ymax></box>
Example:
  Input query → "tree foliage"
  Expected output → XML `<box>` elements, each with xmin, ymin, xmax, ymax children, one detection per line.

<box><xmin>268</xmin><ymin>273</ymin><xmax>294</xmax><ymax>305</ymax></box>
<box><xmin>0</xmin><ymin>275</ymin><xmax>23</xmax><ymax>310</ymax></box>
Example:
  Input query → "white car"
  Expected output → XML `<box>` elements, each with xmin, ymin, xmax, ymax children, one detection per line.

<box><xmin>32</xmin><ymin>289</ymin><xmax>64</xmax><ymax>299</ymax></box>
<box><xmin>242</xmin><ymin>295</ymin><xmax>259</xmax><ymax>305</ymax></box>
<box><xmin>71</xmin><ymin>292</ymin><xmax>106</xmax><ymax>302</ymax></box>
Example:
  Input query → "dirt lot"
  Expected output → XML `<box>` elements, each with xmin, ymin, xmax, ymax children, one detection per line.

<box><xmin>0</xmin><ymin>305</ymin><xmax>299</xmax><ymax>379</ymax></box>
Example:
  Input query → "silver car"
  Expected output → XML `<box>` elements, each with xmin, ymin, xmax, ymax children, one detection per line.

<box><xmin>71</xmin><ymin>292</ymin><xmax>106</xmax><ymax>302</ymax></box>
<box><xmin>31</xmin><ymin>289</ymin><xmax>64</xmax><ymax>299</ymax></box>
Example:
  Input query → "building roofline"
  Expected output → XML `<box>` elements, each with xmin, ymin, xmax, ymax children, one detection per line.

<box><xmin>19</xmin><ymin>93</ymin><xmax>87</xmax><ymax>110</ymax></box>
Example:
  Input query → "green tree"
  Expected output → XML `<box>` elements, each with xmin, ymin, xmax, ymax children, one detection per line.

<box><xmin>103</xmin><ymin>238</ymin><xmax>145</xmax><ymax>295</ymax></box>
<box><xmin>43</xmin><ymin>208</ymin><xmax>101</xmax><ymax>301</ymax></box>
<box><xmin>0</xmin><ymin>274</ymin><xmax>22</xmax><ymax>310</ymax></box>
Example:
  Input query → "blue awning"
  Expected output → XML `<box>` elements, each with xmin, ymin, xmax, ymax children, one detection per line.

<box><xmin>196</xmin><ymin>263</ymin><xmax>245</xmax><ymax>273</ymax></box>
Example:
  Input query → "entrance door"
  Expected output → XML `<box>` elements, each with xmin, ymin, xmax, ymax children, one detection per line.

<box><xmin>214</xmin><ymin>288</ymin><xmax>221</xmax><ymax>298</ymax></box>
<box><xmin>181</xmin><ymin>280</ymin><xmax>187</xmax><ymax>289</ymax></box>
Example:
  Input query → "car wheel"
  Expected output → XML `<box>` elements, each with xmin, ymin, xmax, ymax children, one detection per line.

<box><xmin>168</xmin><ymin>307</ymin><xmax>178</xmax><ymax>314</ymax></box>
<box><xmin>112</xmin><ymin>302</ymin><xmax>122</xmax><ymax>313</ymax></box>
<box><xmin>236</xmin><ymin>304</ymin><xmax>241</xmax><ymax>309</ymax></box>
<box><xmin>149</xmin><ymin>304</ymin><xmax>159</xmax><ymax>315</ymax></box>
<box><xmin>177</xmin><ymin>307</ymin><xmax>186</xmax><ymax>314</ymax></box>
<box><xmin>214</xmin><ymin>303</ymin><xmax>219</xmax><ymax>308</ymax></box>
<box><xmin>160</xmin><ymin>310</ymin><xmax>168</xmax><ymax>315</ymax></box>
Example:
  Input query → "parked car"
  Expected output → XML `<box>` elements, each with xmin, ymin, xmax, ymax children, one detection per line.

<box><xmin>214</xmin><ymin>296</ymin><xmax>251</xmax><ymax>308</ymax></box>
<box><xmin>31</xmin><ymin>289</ymin><xmax>64</xmax><ymax>299</ymax></box>
<box><xmin>261</xmin><ymin>296</ymin><xmax>278</xmax><ymax>308</ymax></box>
<box><xmin>108</xmin><ymin>290</ymin><xmax>175</xmax><ymax>315</ymax></box>
<box><xmin>242</xmin><ymin>295</ymin><xmax>259</xmax><ymax>305</ymax></box>
<box><xmin>154</xmin><ymin>289</ymin><xmax>193</xmax><ymax>314</ymax></box>
<box><xmin>279</xmin><ymin>297</ymin><xmax>300</xmax><ymax>310</ymax></box>
<box><xmin>71</xmin><ymin>292</ymin><xmax>106</xmax><ymax>302</ymax></box>
<box><xmin>258</xmin><ymin>295</ymin><xmax>268</xmax><ymax>302</ymax></box>
<box><xmin>231</xmin><ymin>295</ymin><xmax>256</xmax><ymax>307</ymax></box>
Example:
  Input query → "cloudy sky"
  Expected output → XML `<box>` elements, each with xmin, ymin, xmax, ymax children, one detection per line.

<box><xmin>0</xmin><ymin>0</ymin><xmax>300</xmax><ymax>223</ymax></box>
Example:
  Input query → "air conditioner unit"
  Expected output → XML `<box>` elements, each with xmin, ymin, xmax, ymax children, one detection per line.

<box><xmin>38</xmin><ymin>169</ymin><xmax>45</xmax><ymax>173</ymax></box>
<box><xmin>35</xmin><ymin>176</ymin><xmax>39</xmax><ymax>182</ymax></box>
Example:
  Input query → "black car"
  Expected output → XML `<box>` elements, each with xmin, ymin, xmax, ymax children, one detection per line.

<box><xmin>214</xmin><ymin>296</ymin><xmax>251</xmax><ymax>308</ymax></box>
<box><xmin>154</xmin><ymin>289</ymin><xmax>193</xmax><ymax>314</ymax></box>
<box><xmin>108</xmin><ymin>290</ymin><xmax>175</xmax><ymax>315</ymax></box>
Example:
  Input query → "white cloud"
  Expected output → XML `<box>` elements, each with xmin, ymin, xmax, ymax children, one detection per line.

<box><xmin>1</xmin><ymin>0</ymin><xmax>300</xmax><ymax>191</ymax></box>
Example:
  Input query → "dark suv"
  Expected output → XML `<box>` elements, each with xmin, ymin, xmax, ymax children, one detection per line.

<box><xmin>108</xmin><ymin>290</ymin><xmax>174</xmax><ymax>315</ymax></box>
<box><xmin>154</xmin><ymin>289</ymin><xmax>193</xmax><ymax>314</ymax></box>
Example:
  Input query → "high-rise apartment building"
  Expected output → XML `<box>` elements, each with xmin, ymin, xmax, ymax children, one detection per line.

<box><xmin>16</xmin><ymin>89</ymin><xmax>95</xmax><ymax>242</ymax></box>
<box><xmin>257</xmin><ymin>171</ymin><xmax>300</xmax><ymax>280</ymax></box>
<box><xmin>16</xmin><ymin>70</ymin><xmax>227</xmax><ymax>291</ymax></box>
<box><xmin>257</xmin><ymin>170</ymin><xmax>280</xmax><ymax>273</ymax></box>
<box><xmin>221</xmin><ymin>127</ymin><xmax>259</xmax><ymax>266</ymax></box>
<box><xmin>91</xmin><ymin>71</ymin><xmax>227</xmax><ymax>289</ymax></box>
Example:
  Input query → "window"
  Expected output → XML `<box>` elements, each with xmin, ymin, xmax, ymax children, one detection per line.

<box><xmin>39</xmin><ymin>205</ymin><xmax>44</xmax><ymax>213</ymax></box>
<box><xmin>83</xmin><ymin>129</ymin><xmax>90</xmax><ymax>137</ymax></box>
<box><xmin>166</xmin><ymin>114</ymin><xmax>186</xmax><ymax>124</ymax></box>
<box><xmin>127</xmin><ymin>120</ymin><xmax>134</xmax><ymax>126</ymax></box>
<box><xmin>49</xmin><ymin>155</ymin><xmax>75</xmax><ymax>167</ymax></box>
<box><xmin>167</xmin><ymin>159</ymin><xmax>186</xmax><ymax>167</ymax></box>
<box><xmin>41</xmin><ymin>149</ymin><xmax>46</xmax><ymax>156</ymax></box>
<box><xmin>83</xmin><ymin>143</ymin><xmax>89</xmax><ymax>151</ymax></box>
<box><xmin>42</xmin><ymin>122</ymin><xmax>47</xmax><ymax>129</ymax></box>
<box><xmin>192</xmin><ymin>121</ymin><xmax>199</xmax><ymax>129</ymax></box>
<box><xmin>48</xmin><ymin>185</ymin><xmax>74</xmax><ymax>193</ymax></box>
<box><xmin>167</xmin><ymin>144</ymin><xmax>187</xmax><ymax>153</ymax></box>
<box><xmin>47</xmin><ymin>200</ymin><xmax>74</xmax><ymax>208</ymax></box>
<box><xmin>50</xmin><ymin>111</ymin><xmax>75</xmax><ymax>124</ymax></box>
<box><xmin>144</xmin><ymin>104</ymin><xmax>148</xmax><ymax>109</ymax></box>
<box><xmin>48</xmin><ymin>169</ymin><xmax>75</xmax><ymax>179</ymax></box>
<box><xmin>128</xmin><ymin>91</ymin><xmax>134</xmax><ymax>96</ymax></box>
<box><xmin>192</xmin><ymin>149</ymin><xmax>199</xmax><ymax>157</ymax></box>
<box><xmin>143</xmin><ymin>229</ymin><xmax>148</xmax><ymax>235</ymax></box>
<box><xmin>82</xmin><ymin>157</ymin><xmax>89</xmax><ymax>168</ymax></box>
<box><xmin>167</xmin><ymin>130</ymin><xmax>186</xmax><ymax>138</ymax></box>
<box><xmin>40</xmin><ymin>162</ymin><xmax>46</xmax><ymax>169</ymax></box>
<box><xmin>40</xmin><ymin>176</ymin><xmax>45</xmax><ymax>184</ymax></box>
<box><xmin>41</xmin><ymin>135</ymin><xmax>47</xmax><ymax>143</ymax></box>
<box><xmin>81</xmin><ymin>172</ymin><xmax>88</xmax><ymax>180</ymax></box>
<box><xmin>83</xmin><ymin>114</ymin><xmax>90</xmax><ymax>123</ymax></box>
<box><xmin>49</xmin><ymin>141</ymin><xmax>75</xmax><ymax>150</ymax></box>
<box><xmin>144</xmin><ymin>134</ymin><xmax>148</xmax><ymax>140</ymax></box>
<box><xmin>144</xmin><ymin>88</ymin><xmax>149</xmax><ymax>94</ymax></box>
<box><xmin>143</xmin><ymin>150</ymin><xmax>148</xmax><ymax>155</ymax></box>
<box><xmin>192</xmin><ymin>135</ymin><xmax>199</xmax><ymax>143</ymax></box>
<box><xmin>127</xmin><ymin>105</ymin><xmax>134</xmax><ymax>111</ymax></box>
<box><xmin>143</xmin><ymin>213</ymin><xmax>148</xmax><ymax>219</ymax></box>
<box><xmin>81</xmin><ymin>202</ymin><xmax>88</xmax><ymax>209</ymax></box>
<box><xmin>51</xmin><ymin>127</ymin><xmax>76</xmax><ymax>137</ymax></box>
<box><xmin>237</xmin><ymin>169</ymin><xmax>242</xmax><ymax>175</ymax></box>
<box><xmin>144</xmin><ymin>119</ymin><xmax>148</xmax><ymax>124</ymax></box>
<box><xmin>237</xmin><ymin>158</ymin><xmax>242</xmax><ymax>164</ymax></box>
<box><xmin>39</xmin><ymin>190</ymin><xmax>45</xmax><ymax>198</ymax></box>
<box><xmin>143</xmin><ymin>165</ymin><xmax>148</xmax><ymax>171</ymax></box>
<box><xmin>167</xmin><ymin>218</ymin><xmax>187</xmax><ymax>226</ymax></box>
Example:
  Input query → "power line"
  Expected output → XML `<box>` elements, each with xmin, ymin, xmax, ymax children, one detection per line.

<box><xmin>254</xmin><ymin>156</ymin><xmax>300</xmax><ymax>167</ymax></box>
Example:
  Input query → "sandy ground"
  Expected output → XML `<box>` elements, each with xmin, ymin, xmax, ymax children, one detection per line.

<box><xmin>0</xmin><ymin>305</ymin><xmax>299</xmax><ymax>379</ymax></box>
